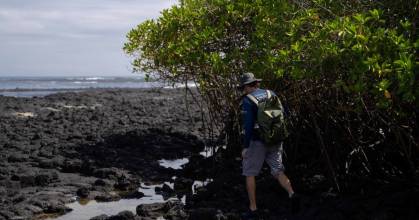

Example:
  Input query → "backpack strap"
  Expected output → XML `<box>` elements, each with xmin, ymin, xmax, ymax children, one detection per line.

<box><xmin>246</xmin><ymin>94</ymin><xmax>259</xmax><ymax>105</ymax></box>
<box><xmin>247</xmin><ymin>90</ymin><xmax>272</xmax><ymax>105</ymax></box>
<box><xmin>266</xmin><ymin>90</ymin><xmax>272</xmax><ymax>99</ymax></box>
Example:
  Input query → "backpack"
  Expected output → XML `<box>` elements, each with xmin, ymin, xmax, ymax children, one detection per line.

<box><xmin>246</xmin><ymin>90</ymin><xmax>289</xmax><ymax>147</ymax></box>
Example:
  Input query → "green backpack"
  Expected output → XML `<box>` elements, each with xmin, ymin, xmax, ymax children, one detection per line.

<box><xmin>247</xmin><ymin>90</ymin><xmax>289</xmax><ymax>147</ymax></box>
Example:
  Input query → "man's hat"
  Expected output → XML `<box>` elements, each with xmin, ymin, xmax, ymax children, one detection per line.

<box><xmin>239</xmin><ymin>72</ymin><xmax>262</xmax><ymax>87</ymax></box>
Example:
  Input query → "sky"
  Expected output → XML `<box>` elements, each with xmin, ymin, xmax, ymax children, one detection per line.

<box><xmin>0</xmin><ymin>0</ymin><xmax>177</xmax><ymax>77</ymax></box>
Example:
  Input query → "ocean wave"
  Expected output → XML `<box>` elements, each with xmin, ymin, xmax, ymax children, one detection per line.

<box><xmin>163</xmin><ymin>82</ymin><xmax>198</xmax><ymax>89</ymax></box>
<box><xmin>73</xmin><ymin>81</ymin><xmax>99</xmax><ymax>84</ymax></box>
<box><xmin>85</xmin><ymin>77</ymin><xmax>106</xmax><ymax>81</ymax></box>
<box><xmin>64</xmin><ymin>76</ymin><xmax>106</xmax><ymax>81</ymax></box>
<box><xmin>66</xmin><ymin>77</ymin><xmax>107</xmax><ymax>81</ymax></box>
<box><xmin>0</xmin><ymin>76</ymin><xmax>156</xmax><ymax>92</ymax></box>
<box><xmin>65</xmin><ymin>76</ymin><xmax>147</xmax><ymax>83</ymax></box>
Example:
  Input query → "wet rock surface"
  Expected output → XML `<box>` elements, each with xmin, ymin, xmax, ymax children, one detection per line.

<box><xmin>136</xmin><ymin>200</ymin><xmax>187</xmax><ymax>219</ymax></box>
<box><xmin>90</xmin><ymin>211</ymin><xmax>137</xmax><ymax>220</ymax></box>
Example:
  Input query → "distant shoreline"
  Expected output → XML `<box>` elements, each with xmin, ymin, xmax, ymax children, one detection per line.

<box><xmin>0</xmin><ymin>84</ymin><xmax>198</xmax><ymax>98</ymax></box>
<box><xmin>0</xmin><ymin>88</ymin><xmax>85</xmax><ymax>92</ymax></box>
<box><xmin>0</xmin><ymin>87</ymin><xmax>158</xmax><ymax>93</ymax></box>
<box><xmin>0</xmin><ymin>76</ymin><xmax>197</xmax><ymax>98</ymax></box>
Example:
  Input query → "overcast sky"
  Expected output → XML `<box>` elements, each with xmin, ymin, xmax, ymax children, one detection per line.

<box><xmin>0</xmin><ymin>0</ymin><xmax>177</xmax><ymax>77</ymax></box>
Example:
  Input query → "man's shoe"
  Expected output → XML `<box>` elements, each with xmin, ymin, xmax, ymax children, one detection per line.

<box><xmin>290</xmin><ymin>193</ymin><xmax>301</xmax><ymax>214</ymax></box>
<box><xmin>241</xmin><ymin>209</ymin><xmax>258</xmax><ymax>220</ymax></box>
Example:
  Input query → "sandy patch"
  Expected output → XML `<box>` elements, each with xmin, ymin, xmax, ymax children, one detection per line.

<box><xmin>13</xmin><ymin>112</ymin><xmax>36</xmax><ymax>118</ymax></box>
<box><xmin>59</xmin><ymin>103</ymin><xmax>102</xmax><ymax>110</ymax></box>
<box><xmin>42</xmin><ymin>107</ymin><xmax>61</xmax><ymax>112</ymax></box>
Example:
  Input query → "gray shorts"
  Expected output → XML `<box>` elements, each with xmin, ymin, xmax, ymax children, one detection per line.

<box><xmin>242</xmin><ymin>140</ymin><xmax>285</xmax><ymax>177</ymax></box>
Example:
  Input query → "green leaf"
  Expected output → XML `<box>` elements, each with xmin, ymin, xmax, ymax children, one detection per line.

<box><xmin>276</xmin><ymin>69</ymin><xmax>285</xmax><ymax>77</ymax></box>
<box><xmin>414</xmin><ymin>39</ymin><xmax>419</xmax><ymax>48</ymax></box>
<box><xmin>369</xmin><ymin>9</ymin><xmax>381</xmax><ymax>20</ymax></box>
<box><xmin>377</xmin><ymin>79</ymin><xmax>390</xmax><ymax>91</ymax></box>
<box><xmin>291</xmin><ymin>41</ymin><xmax>301</xmax><ymax>52</ymax></box>
<box><xmin>400</xmin><ymin>19</ymin><xmax>411</xmax><ymax>30</ymax></box>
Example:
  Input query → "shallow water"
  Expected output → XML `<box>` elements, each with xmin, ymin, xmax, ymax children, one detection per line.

<box><xmin>200</xmin><ymin>147</ymin><xmax>214</xmax><ymax>158</ymax></box>
<box><xmin>47</xmin><ymin>155</ymin><xmax>207</xmax><ymax>220</ymax></box>
<box><xmin>199</xmin><ymin>145</ymin><xmax>226</xmax><ymax>158</ymax></box>
<box><xmin>192</xmin><ymin>179</ymin><xmax>213</xmax><ymax>194</ymax></box>
<box><xmin>49</xmin><ymin>157</ymin><xmax>191</xmax><ymax>220</ymax></box>
<box><xmin>158</xmin><ymin>158</ymin><xmax>189</xmax><ymax>169</ymax></box>
<box><xmin>48</xmin><ymin>183</ymin><xmax>176</xmax><ymax>220</ymax></box>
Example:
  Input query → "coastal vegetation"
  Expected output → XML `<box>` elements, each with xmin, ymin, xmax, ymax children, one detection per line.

<box><xmin>124</xmin><ymin>0</ymin><xmax>419</xmax><ymax>192</ymax></box>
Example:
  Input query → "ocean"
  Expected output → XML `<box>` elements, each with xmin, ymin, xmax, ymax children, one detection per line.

<box><xmin>0</xmin><ymin>76</ymin><xmax>164</xmax><ymax>97</ymax></box>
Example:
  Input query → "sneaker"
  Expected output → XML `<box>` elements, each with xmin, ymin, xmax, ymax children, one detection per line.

<box><xmin>290</xmin><ymin>193</ymin><xmax>301</xmax><ymax>214</ymax></box>
<box><xmin>241</xmin><ymin>209</ymin><xmax>258</xmax><ymax>220</ymax></box>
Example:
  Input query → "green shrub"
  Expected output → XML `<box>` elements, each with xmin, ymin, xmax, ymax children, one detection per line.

<box><xmin>124</xmin><ymin>0</ymin><xmax>418</xmax><ymax>191</ymax></box>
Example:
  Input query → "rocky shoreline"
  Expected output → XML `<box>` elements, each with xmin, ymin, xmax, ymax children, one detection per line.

<box><xmin>0</xmin><ymin>88</ymin><xmax>208</xmax><ymax>220</ymax></box>
<box><xmin>1</xmin><ymin>88</ymin><xmax>418</xmax><ymax>220</ymax></box>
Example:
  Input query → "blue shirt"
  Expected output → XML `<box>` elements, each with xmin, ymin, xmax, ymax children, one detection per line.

<box><xmin>242</xmin><ymin>88</ymin><xmax>272</xmax><ymax>149</ymax></box>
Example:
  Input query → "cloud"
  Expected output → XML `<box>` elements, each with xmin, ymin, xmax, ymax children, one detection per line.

<box><xmin>0</xmin><ymin>0</ymin><xmax>177</xmax><ymax>76</ymax></box>
<box><xmin>0</xmin><ymin>0</ymin><xmax>176</xmax><ymax>38</ymax></box>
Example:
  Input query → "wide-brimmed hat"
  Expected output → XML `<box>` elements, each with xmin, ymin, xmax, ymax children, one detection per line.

<box><xmin>239</xmin><ymin>72</ymin><xmax>262</xmax><ymax>88</ymax></box>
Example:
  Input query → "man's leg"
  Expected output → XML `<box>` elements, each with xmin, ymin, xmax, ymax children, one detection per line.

<box><xmin>246</xmin><ymin>176</ymin><xmax>257</xmax><ymax>211</ymax></box>
<box><xmin>242</xmin><ymin>140</ymin><xmax>266</xmax><ymax>212</ymax></box>
<box><xmin>276</xmin><ymin>171</ymin><xmax>294</xmax><ymax>197</ymax></box>
<box><xmin>265</xmin><ymin>143</ymin><xmax>294</xmax><ymax>197</ymax></box>
<box><xmin>266</xmin><ymin>144</ymin><xmax>301</xmax><ymax>213</ymax></box>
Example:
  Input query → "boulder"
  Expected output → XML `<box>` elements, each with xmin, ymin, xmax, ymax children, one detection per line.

<box><xmin>19</xmin><ymin>174</ymin><xmax>36</xmax><ymax>187</ymax></box>
<box><xmin>188</xmin><ymin>208</ymin><xmax>218</xmax><ymax>220</ymax></box>
<box><xmin>90</xmin><ymin>214</ymin><xmax>108</xmax><ymax>220</ymax></box>
<box><xmin>94</xmin><ymin>179</ymin><xmax>108</xmax><ymax>186</ymax></box>
<box><xmin>174</xmin><ymin>178</ymin><xmax>193</xmax><ymax>192</ymax></box>
<box><xmin>35</xmin><ymin>171</ymin><xmax>58</xmax><ymax>186</ymax></box>
<box><xmin>94</xmin><ymin>193</ymin><xmax>120</xmax><ymax>202</ymax></box>
<box><xmin>155</xmin><ymin>183</ymin><xmax>175</xmax><ymax>199</ymax></box>
<box><xmin>45</xmin><ymin>202</ymin><xmax>72</xmax><ymax>214</ymax></box>
<box><xmin>136</xmin><ymin>203</ymin><xmax>166</xmax><ymax>217</ymax></box>
<box><xmin>136</xmin><ymin>201</ymin><xmax>186</xmax><ymax>219</ymax></box>
<box><xmin>107</xmin><ymin>211</ymin><xmax>136</xmax><ymax>220</ymax></box>
<box><xmin>61</xmin><ymin>159</ymin><xmax>83</xmax><ymax>173</ymax></box>
<box><xmin>93</xmin><ymin>168</ymin><xmax>124</xmax><ymax>180</ymax></box>
<box><xmin>37</xmin><ymin>159</ymin><xmax>55</xmax><ymax>168</ymax></box>
<box><xmin>114</xmin><ymin>178</ymin><xmax>130</xmax><ymax>191</ymax></box>
<box><xmin>7</xmin><ymin>154</ymin><xmax>29</xmax><ymax>163</ymax></box>
<box><xmin>120</xmin><ymin>190</ymin><xmax>145</xmax><ymax>199</ymax></box>
<box><xmin>164</xmin><ymin>200</ymin><xmax>188</xmax><ymax>219</ymax></box>
<box><xmin>76</xmin><ymin>187</ymin><xmax>90</xmax><ymax>198</ymax></box>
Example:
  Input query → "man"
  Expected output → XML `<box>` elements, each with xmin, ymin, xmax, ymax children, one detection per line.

<box><xmin>240</xmin><ymin>72</ymin><xmax>299</xmax><ymax>219</ymax></box>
